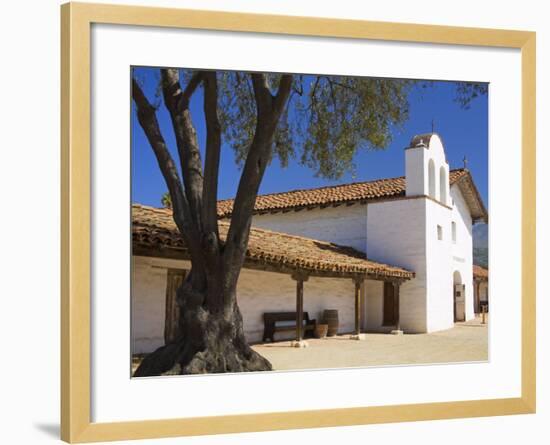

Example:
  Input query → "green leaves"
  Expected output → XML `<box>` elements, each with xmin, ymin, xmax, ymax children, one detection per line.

<box><xmin>161</xmin><ymin>191</ymin><xmax>172</xmax><ymax>208</ymax></box>
<box><xmin>174</xmin><ymin>69</ymin><xmax>484</xmax><ymax>181</ymax></box>
<box><xmin>296</xmin><ymin>75</ymin><xmax>413</xmax><ymax>179</ymax></box>
<box><xmin>216</xmin><ymin>72</ymin><xmax>414</xmax><ymax>179</ymax></box>
<box><xmin>454</xmin><ymin>82</ymin><xmax>489</xmax><ymax>109</ymax></box>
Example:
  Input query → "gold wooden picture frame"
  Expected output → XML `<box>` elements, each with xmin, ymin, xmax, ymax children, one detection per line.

<box><xmin>61</xmin><ymin>2</ymin><xmax>536</xmax><ymax>442</ymax></box>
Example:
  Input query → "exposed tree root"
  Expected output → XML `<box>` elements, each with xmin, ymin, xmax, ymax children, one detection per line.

<box><xmin>134</xmin><ymin>286</ymin><xmax>272</xmax><ymax>377</ymax></box>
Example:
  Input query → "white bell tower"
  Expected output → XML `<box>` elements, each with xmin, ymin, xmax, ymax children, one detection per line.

<box><xmin>405</xmin><ymin>133</ymin><xmax>450</xmax><ymax>206</ymax></box>
<box><xmin>367</xmin><ymin>132</ymin><xmax>457</xmax><ymax>333</ymax></box>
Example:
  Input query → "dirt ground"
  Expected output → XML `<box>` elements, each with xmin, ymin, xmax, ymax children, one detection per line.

<box><xmin>251</xmin><ymin>316</ymin><xmax>488</xmax><ymax>371</ymax></box>
<box><xmin>132</xmin><ymin>316</ymin><xmax>488</xmax><ymax>374</ymax></box>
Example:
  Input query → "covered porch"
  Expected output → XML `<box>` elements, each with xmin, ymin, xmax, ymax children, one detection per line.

<box><xmin>283</xmin><ymin>272</ymin><xmax>409</xmax><ymax>347</ymax></box>
<box><xmin>131</xmin><ymin>204</ymin><xmax>414</xmax><ymax>351</ymax></box>
<box><xmin>473</xmin><ymin>265</ymin><xmax>489</xmax><ymax>314</ymax></box>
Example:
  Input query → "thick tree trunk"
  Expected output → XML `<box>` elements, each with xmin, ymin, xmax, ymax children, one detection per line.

<box><xmin>131</xmin><ymin>71</ymin><xmax>292</xmax><ymax>377</ymax></box>
<box><xmin>134</xmin><ymin>274</ymin><xmax>272</xmax><ymax>377</ymax></box>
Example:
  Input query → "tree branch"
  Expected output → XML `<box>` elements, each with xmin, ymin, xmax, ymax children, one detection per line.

<box><xmin>161</xmin><ymin>69</ymin><xmax>205</xmax><ymax>230</ymax></box>
<box><xmin>201</xmin><ymin>71</ymin><xmax>221</xmax><ymax>238</ymax></box>
<box><xmin>324</xmin><ymin>76</ymin><xmax>354</xmax><ymax>92</ymax></box>
<box><xmin>251</xmin><ymin>73</ymin><xmax>273</xmax><ymax>115</ymax></box>
<box><xmin>325</xmin><ymin>77</ymin><xmax>346</xmax><ymax>124</ymax></box>
<box><xmin>200</xmin><ymin>71</ymin><xmax>224</xmax><ymax>311</ymax></box>
<box><xmin>180</xmin><ymin>72</ymin><xmax>203</xmax><ymax>109</ymax></box>
<box><xmin>222</xmin><ymin>74</ymin><xmax>293</xmax><ymax>295</ymax></box>
<box><xmin>272</xmin><ymin>74</ymin><xmax>293</xmax><ymax>117</ymax></box>
<box><xmin>307</xmin><ymin>76</ymin><xmax>321</xmax><ymax>111</ymax></box>
<box><xmin>292</xmin><ymin>75</ymin><xmax>304</xmax><ymax>96</ymax></box>
<box><xmin>131</xmin><ymin>78</ymin><xmax>204</xmax><ymax>267</ymax></box>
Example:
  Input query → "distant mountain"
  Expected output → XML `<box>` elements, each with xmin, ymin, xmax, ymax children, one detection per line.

<box><xmin>473</xmin><ymin>223</ymin><xmax>488</xmax><ymax>268</ymax></box>
<box><xmin>473</xmin><ymin>223</ymin><xmax>488</xmax><ymax>249</ymax></box>
<box><xmin>473</xmin><ymin>248</ymin><xmax>488</xmax><ymax>268</ymax></box>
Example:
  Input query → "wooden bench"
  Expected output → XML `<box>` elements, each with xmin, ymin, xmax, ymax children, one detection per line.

<box><xmin>262</xmin><ymin>312</ymin><xmax>316</xmax><ymax>342</ymax></box>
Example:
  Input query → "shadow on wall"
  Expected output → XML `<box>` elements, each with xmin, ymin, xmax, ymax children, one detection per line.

<box><xmin>312</xmin><ymin>240</ymin><xmax>366</xmax><ymax>259</ymax></box>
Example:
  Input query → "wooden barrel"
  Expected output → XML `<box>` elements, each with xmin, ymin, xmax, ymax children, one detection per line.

<box><xmin>323</xmin><ymin>309</ymin><xmax>339</xmax><ymax>336</ymax></box>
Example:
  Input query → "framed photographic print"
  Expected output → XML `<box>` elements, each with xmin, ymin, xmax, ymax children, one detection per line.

<box><xmin>61</xmin><ymin>2</ymin><xmax>536</xmax><ymax>442</ymax></box>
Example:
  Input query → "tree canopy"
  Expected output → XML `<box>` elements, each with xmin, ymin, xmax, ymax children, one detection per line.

<box><xmin>217</xmin><ymin>72</ymin><xmax>414</xmax><ymax>179</ymax></box>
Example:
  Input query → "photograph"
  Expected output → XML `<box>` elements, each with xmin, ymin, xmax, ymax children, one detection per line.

<box><xmin>130</xmin><ymin>67</ymin><xmax>489</xmax><ymax>377</ymax></box>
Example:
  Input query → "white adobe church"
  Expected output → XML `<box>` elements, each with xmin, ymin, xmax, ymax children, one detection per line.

<box><xmin>131</xmin><ymin>133</ymin><xmax>489</xmax><ymax>354</ymax></box>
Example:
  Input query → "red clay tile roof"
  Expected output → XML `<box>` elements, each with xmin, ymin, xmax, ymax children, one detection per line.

<box><xmin>216</xmin><ymin>168</ymin><xmax>486</xmax><ymax>221</ymax></box>
<box><xmin>132</xmin><ymin>204</ymin><xmax>414</xmax><ymax>280</ymax></box>
<box><xmin>473</xmin><ymin>265</ymin><xmax>488</xmax><ymax>281</ymax></box>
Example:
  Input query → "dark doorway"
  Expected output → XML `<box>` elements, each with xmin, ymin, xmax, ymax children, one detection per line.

<box><xmin>383</xmin><ymin>281</ymin><xmax>398</xmax><ymax>326</ymax></box>
<box><xmin>164</xmin><ymin>268</ymin><xmax>187</xmax><ymax>344</ymax></box>
<box><xmin>453</xmin><ymin>270</ymin><xmax>465</xmax><ymax>322</ymax></box>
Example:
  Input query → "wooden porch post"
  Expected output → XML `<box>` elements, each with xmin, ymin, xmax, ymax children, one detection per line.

<box><xmin>291</xmin><ymin>271</ymin><xmax>309</xmax><ymax>347</ymax></box>
<box><xmin>474</xmin><ymin>280</ymin><xmax>481</xmax><ymax>314</ymax></box>
<box><xmin>296</xmin><ymin>278</ymin><xmax>304</xmax><ymax>342</ymax></box>
<box><xmin>354</xmin><ymin>277</ymin><xmax>362</xmax><ymax>335</ymax></box>
<box><xmin>350</xmin><ymin>275</ymin><xmax>366</xmax><ymax>340</ymax></box>
<box><xmin>392</xmin><ymin>280</ymin><xmax>402</xmax><ymax>334</ymax></box>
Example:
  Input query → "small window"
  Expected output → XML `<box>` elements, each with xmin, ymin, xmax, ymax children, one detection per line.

<box><xmin>452</xmin><ymin>222</ymin><xmax>457</xmax><ymax>243</ymax></box>
<box><xmin>437</xmin><ymin>225</ymin><xmax>443</xmax><ymax>240</ymax></box>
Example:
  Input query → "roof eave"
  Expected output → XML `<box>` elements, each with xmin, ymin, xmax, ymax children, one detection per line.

<box><xmin>132</xmin><ymin>238</ymin><xmax>414</xmax><ymax>281</ymax></box>
<box><xmin>454</xmin><ymin>171</ymin><xmax>489</xmax><ymax>223</ymax></box>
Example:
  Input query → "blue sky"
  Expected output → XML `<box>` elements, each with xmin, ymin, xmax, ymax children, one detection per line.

<box><xmin>131</xmin><ymin>68</ymin><xmax>488</xmax><ymax>208</ymax></box>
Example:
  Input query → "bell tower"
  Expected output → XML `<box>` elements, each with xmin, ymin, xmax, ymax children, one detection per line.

<box><xmin>367</xmin><ymin>132</ymin><xmax>457</xmax><ymax>333</ymax></box>
<box><xmin>405</xmin><ymin>133</ymin><xmax>430</xmax><ymax>197</ymax></box>
<box><xmin>405</xmin><ymin>133</ymin><xmax>450</xmax><ymax>205</ymax></box>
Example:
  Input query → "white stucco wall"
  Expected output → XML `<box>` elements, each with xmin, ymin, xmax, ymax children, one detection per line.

<box><xmin>238</xmin><ymin>269</ymin><xmax>356</xmax><ymax>342</ymax></box>
<box><xmin>450</xmin><ymin>185</ymin><xmax>475</xmax><ymax>321</ymax></box>
<box><xmin>366</xmin><ymin>198</ymin><xmax>428</xmax><ymax>333</ymax></box>
<box><xmin>365</xmin><ymin>186</ymin><xmax>473</xmax><ymax>333</ymax></box>
<box><xmin>405</xmin><ymin>145</ymin><xmax>428</xmax><ymax>197</ymax></box>
<box><xmin>424</xmin><ymin>198</ymin><xmax>454</xmax><ymax>332</ymax></box>
<box><xmin>131</xmin><ymin>256</ymin><xmax>169</xmax><ymax>354</ymax></box>
<box><xmin>131</xmin><ymin>256</ymin><xmax>361</xmax><ymax>353</ymax></box>
<box><xmin>249</xmin><ymin>203</ymin><xmax>368</xmax><ymax>253</ymax></box>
